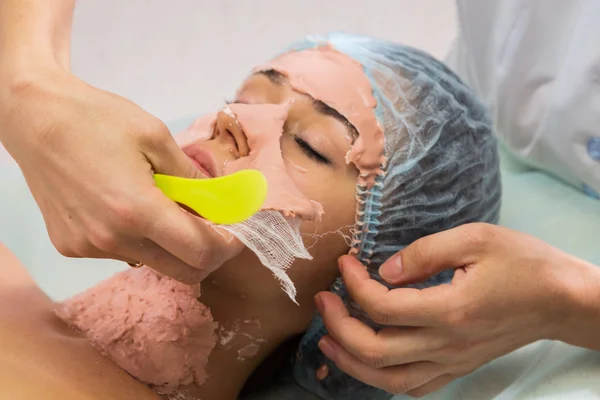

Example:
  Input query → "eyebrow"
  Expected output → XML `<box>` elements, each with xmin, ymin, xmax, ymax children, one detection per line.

<box><xmin>257</xmin><ymin>69</ymin><xmax>359</xmax><ymax>142</ymax></box>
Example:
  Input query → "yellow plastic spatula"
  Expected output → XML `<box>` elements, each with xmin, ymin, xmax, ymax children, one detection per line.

<box><xmin>154</xmin><ymin>169</ymin><xmax>268</xmax><ymax>225</ymax></box>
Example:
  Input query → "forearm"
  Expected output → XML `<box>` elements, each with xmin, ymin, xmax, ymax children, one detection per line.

<box><xmin>0</xmin><ymin>0</ymin><xmax>76</xmax><ymax>147</ymax></box>
<box><xmin>0</xmin><ymin>0</ymin><xmax>75</xmax><ymax>77</ymax></box>
<box><xmin>555</xmin><ymin>254</ymin><xmax>600</xmax><ymax>351</ymax></box>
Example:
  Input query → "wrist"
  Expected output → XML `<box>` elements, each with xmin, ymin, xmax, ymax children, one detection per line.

<box><xmin>550</xmin><ymin>253</ymin><xmax>600</xmax><ymax>349</ymax></box>
<box><xmin>0</xmin><ymin>58</ymin><xmax>64</xmax><ymax>91</ymax></box>
<box><xmin>0</xmin><ymin>0</ymin><xmax>75</xmax><ymax>82</ymax></box>
<box><xmin>0</xmin><ymin>65</ymin><xmax>74</xmax><ymax>156</ymax></box>
<box><xmin>0</xmin><ymin>63</ymin><xmax>67</xmax><ymax>109</ymax></box>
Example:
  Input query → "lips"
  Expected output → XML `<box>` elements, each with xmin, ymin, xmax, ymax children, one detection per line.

<box><xmin>181</xmin><ymin>144</ymin><xmax>219</xmax><ymax>178</ymax></box>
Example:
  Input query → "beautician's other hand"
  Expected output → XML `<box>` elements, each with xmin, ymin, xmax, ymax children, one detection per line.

<box><xmin>0</xmin><ymin>67</ymin><xmax>242</xmax><ymax>284</ymax></box>
<box><xmin>316</xmin><ymin>223</ymin><xmax>600</xmax><ymax>397</ymax></box>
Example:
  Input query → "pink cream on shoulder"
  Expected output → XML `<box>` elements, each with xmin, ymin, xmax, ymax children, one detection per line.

<box><xmin>56</xmin><ymin>268</ymin><xmax>217</xmax><ymax>395</ymax></box>
<box><xmin>255</xmin><ymin>46</ymin><xmax>385</xmax><ymax>188</ymax></box>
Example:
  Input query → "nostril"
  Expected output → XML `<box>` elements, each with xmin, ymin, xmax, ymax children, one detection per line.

<box><xmin>224</xmin><ymin>129</ymin><xmax>242</xmax><ymax>158</ymax></box>
<box><xmin>215</xmin><ymin>126</ymin><xmax>239</xmax><ymax>157</ymax></box>
<box><xmin>225</xmin><ymin>129</ymin><xmax>239</xmax><ymax>152</ymax></box>
<box><xmin>216</xmin><ymin>109</ymin><xmax>249</xmax><ymax>158</ymax></box>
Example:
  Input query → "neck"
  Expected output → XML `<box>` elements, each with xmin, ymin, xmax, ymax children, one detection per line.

<box><xmin>192</xmin><ymin>280</ymin><xmax>306</xmax><ymax>400</ymax></box>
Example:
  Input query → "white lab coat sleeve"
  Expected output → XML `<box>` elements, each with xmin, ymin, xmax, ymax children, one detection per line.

<box><xmin>447</xmin><ymin>0</ymin><xmax>600</xmax><ymax>197</ymax></box>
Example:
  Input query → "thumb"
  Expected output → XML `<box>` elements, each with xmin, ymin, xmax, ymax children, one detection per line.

<box><xmin>145</xmin><ymin>126</ymin><xmax>205</xmax><ymax>179</ymax></box>
<box><xmin>379</xmin><ymin>224</ymin><xmax>484</xmax><ymax>285</ymax></box>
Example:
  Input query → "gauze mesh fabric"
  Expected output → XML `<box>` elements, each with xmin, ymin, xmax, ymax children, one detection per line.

<box><xmin>221</xmin><ymin>210</ymin><xmax>312</xmax><ymax>303</ymax></box>
<box><xmin>264</xmin><ymin>33</ymin><xmax>503</xmax><ymax>400</ymax></box>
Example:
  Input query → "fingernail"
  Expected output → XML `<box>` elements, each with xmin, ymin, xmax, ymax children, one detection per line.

<box><xmin>314</xmin><ymin>293</ymin><xmax>324</xmax><ymax>314</ymax></box>
<box><xmin>380</xmin><ymin>255</ymin><xmax>403</xmax><ymax>282</ymax></box>
<box><xmin>319</xmin><ymin>337</ymin><xmax>336</xmax><ymax>359</ymax></box>
<box><xmin>337</xmin><ymin>256</ymin><xmax>345</xmax><ymax>274</ymax></box>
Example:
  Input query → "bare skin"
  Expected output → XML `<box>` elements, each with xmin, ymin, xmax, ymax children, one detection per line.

<box><xmin>1</xmin><ymin>63</ymin><xmax>361</xmax><ymax>399</ymax></box>
<box><xmin>0</xmin><ymin>244</ymin><xmax>159</xmax><ymax>400</ymax></box>
<box><xmin>0</xmin><ymin>0</ymin><xmax>231</xmax><ymax>284</ymax></box>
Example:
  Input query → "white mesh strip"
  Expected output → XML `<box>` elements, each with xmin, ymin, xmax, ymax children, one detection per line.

<box><xmin>220</xmin><ymin>210</ymin><xmax>312</xmax><ymax>304</ymax></box>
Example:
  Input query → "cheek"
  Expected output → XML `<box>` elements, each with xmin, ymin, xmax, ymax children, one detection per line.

<box><xmin>292</xmin><ymin>169</ymin><xmax>356</xmax><ymax>227</ymax></box>
<box><xmin>287</xmin><ymin>226</ymin><xmax>351</xmax><ymax>298</ymax></box>
<box><xmin>287</xmin><ymin>253</ymin><xmax>341</xmax><ymax>298</ymax></box>
<box><xmin>175</xmin><ymin>114</ymin><xmax>215</xmax><ymax>146</ymax></box>
<box><xmin>280</xmin><ymin>137</ymin><xmax>357</xmax><ymax>217</ymax></box>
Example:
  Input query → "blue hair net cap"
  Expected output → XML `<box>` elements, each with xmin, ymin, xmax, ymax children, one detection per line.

<box><xmin>277</xmin><ymin>33</ymin><xmax>501</xmax><ymax>399</ymax></box>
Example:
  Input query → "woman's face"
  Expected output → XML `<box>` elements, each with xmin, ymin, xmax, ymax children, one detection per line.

<box><xmin>178</xmin><ymin>52</ymin><xmax>367</xmax><ymax>318</ymax></box>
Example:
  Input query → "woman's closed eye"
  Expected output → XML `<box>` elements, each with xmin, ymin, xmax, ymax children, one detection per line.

<box><xmin>294</xmin><ymin>135</ymin><xmax>330</xmax><ymax>165</ymax></box>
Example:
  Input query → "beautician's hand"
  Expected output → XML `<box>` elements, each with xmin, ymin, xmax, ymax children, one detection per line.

<box><xmin>316</xmin><ymin>223</ymin><xmax>600</xmax><ymax>397</ymax></box>
<box><xmin>0</xmin><ymin>68</ymin><xmax>242</xmax><ymax>284</ymax></box>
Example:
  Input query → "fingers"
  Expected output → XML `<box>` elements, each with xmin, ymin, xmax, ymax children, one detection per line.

<box><xmin>69</xmin><ymin>227</ymin><xmax>210</xmax><ymax>284</ymax></box>
<box><xmin>135</xmin><ymin>127</ymin><xmax>242</xmax><ymax>280</ymax></box>
<box><xmin>317</xmin><ymin>291</ymin><xmax>441</xmax><ymax>367</ymax></box>
<box><xmin>378</xmin><ymin>223</ymin><xmax>493</xmax><ymax>285</ymax></box>
<box><xmin>119</xmin><ymin>238</ymin><xmax>207</xmax><ymax>284</ymax></box>
<box><xmin>338</xmin><ymin>256</ymin><xmax>452</xmax><ymax>326</ymax></box>
<box><xmin>144</xmin><ymin>189</ymin><xmax>242</xmax><ymax>277</ymax></box>
<box><xmin>143</xmin><ymin>123</ymin><xmax>204</xmax><ymax>179</ymax></box>
<box><xmin>318</xmin><ymin>336</ymin><xmax>445</xmax><ymax>396</ymax></box>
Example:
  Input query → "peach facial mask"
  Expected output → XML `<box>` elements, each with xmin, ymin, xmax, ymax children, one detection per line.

<box><xmin>223</xmin><ymin>103</ymin><xmax>323</xmax><ymax>220</ymax></box>
<box><xmin>256</xmin><ymin>46</ymin><xmax>384</xmax><ymax>187</ymax></box>
<box><xmin>177</xmin><ymin>104</ymin><xmax>324</xmax><ymax>221</ymax></box>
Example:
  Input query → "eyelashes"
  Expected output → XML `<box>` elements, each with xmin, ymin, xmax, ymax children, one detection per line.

<box><xmin>223</xmin><ymin>99</ymin><xmax>331</xmax><ymax>165</ymax></box>
<box><xmin>294</xmin><ymin>135</ymin><xmax>330</xmax><ymax>165</ymax></box>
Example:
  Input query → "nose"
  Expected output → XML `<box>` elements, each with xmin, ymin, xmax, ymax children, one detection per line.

<box><xmin>214</xmin><ymin>107</ymin><xmax>250</xmax><ymax>158</ymax></box>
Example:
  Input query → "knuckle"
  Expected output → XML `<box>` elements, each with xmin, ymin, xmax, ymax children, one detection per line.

<box><xmin>67</xmin><ymin>237</ymin><xmax>90</xmax><ymax>258</ymax></box>
<box><xmin>54</xmin><ymin>240</ymin><xmax>76</xmax><ymax>257</ymax></box>
<box><xmin>358</xmin><ymin>343</ymin><xmax>386</xmax><ymax>369</ymax></box>
<box><xmin>107</xmin><ymin>199</ymin><xmax>142</xmax><ymax>232</ymax></box>
<box><xmin>368</xmin><ymin>304</ymin><xmax>391</xmax><ymax>326</ymax></box>
<box><xmin>387</xmin><ymin>378</ymin><xmax>412</xmax><ymax>395</ymax></box>
<box><xmin>443</xmin><ymin>298</ymin><xmax>474</xmax><ymax>328</ymax></box>
<box><xmin>463</xmin><ymin>223</ymin><xmax>492</xmax><ymax>249</ymax></box>
<box><xmin>189</xmin><ymin>246</ymin><xmax>214</xmax><ymax>271</ymax></box>
<box><xmin>87</xmin><ymin>227</ymin><xmax>119</xmax><ymax>254</ymax></box>
<box><xmin>438</xmin><ymin>340</ymin><xmax>470</xmax><ymax>362</ymax></box>
<box><xmin>50</xmin><ymin>230</ymin><xmax>85</xmax><ymax>258</ymax></box>
<box><xmin>71</xmin><ymin>235</ymin><xmax>95</xmax><ymax>257</ymax></box>
<box><xmin>48</xmin><ymin>232</ymin><xmax>71</xmax><ymax>257</ymax></box>
<box><xmin>407</xmin><ymin>237</ymin><xmax>440</xmax><ymax>274</ymax></box>
<box><xmin>444</xmin><ymin>308</ymin><xmax>468</xmax><ymax>328</ymax></box>
<box><xmin>409</xmin><ymin>238</ymin><xmax>431</xmax><ymax>267</ymax></box>
<box><xmin>176</xmin><ymin>268</ymin><xmax>205</xmax><ymax>285</ymax></box>
<box><xmin>140</xmin><ymin>118</ymin><xmax>171</xmax><ymax>144</ymax></box>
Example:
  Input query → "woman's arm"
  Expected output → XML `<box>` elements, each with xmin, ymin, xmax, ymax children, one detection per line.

<box><xmin>0</xmin><ymin>0</ymin><xmax>75</xmax><ymax>76</ymax></box>
<box><xmin>0</xmin><ymin>0</ymin><xmax>241</xmax><ymax>284</ymax></box>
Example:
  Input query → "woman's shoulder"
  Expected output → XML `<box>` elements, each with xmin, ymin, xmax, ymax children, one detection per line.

<box><xmin>0</xmin><ymin>243</ymin><xmax>38</xmax><ymax>291</ymax></box>
<box><xmin>0</xmin><ymin>243</ymin><xmax>160</xmax><ymax>400</ymax></box>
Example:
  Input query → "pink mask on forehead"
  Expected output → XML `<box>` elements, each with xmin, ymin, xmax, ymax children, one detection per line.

<box><xmin>177</xmin><ymin>47</ymin><xmax>383</xmax><ymax>221</ymax></box>
<box><xmin>255</xmin><ymin>46</ymin><xmax>385</xmax><ymax>187</ymax></box>
<box><xmin>176</xmin><ymin>104</ymin><xmax>324</xmax><ymax>222</ymax></box>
